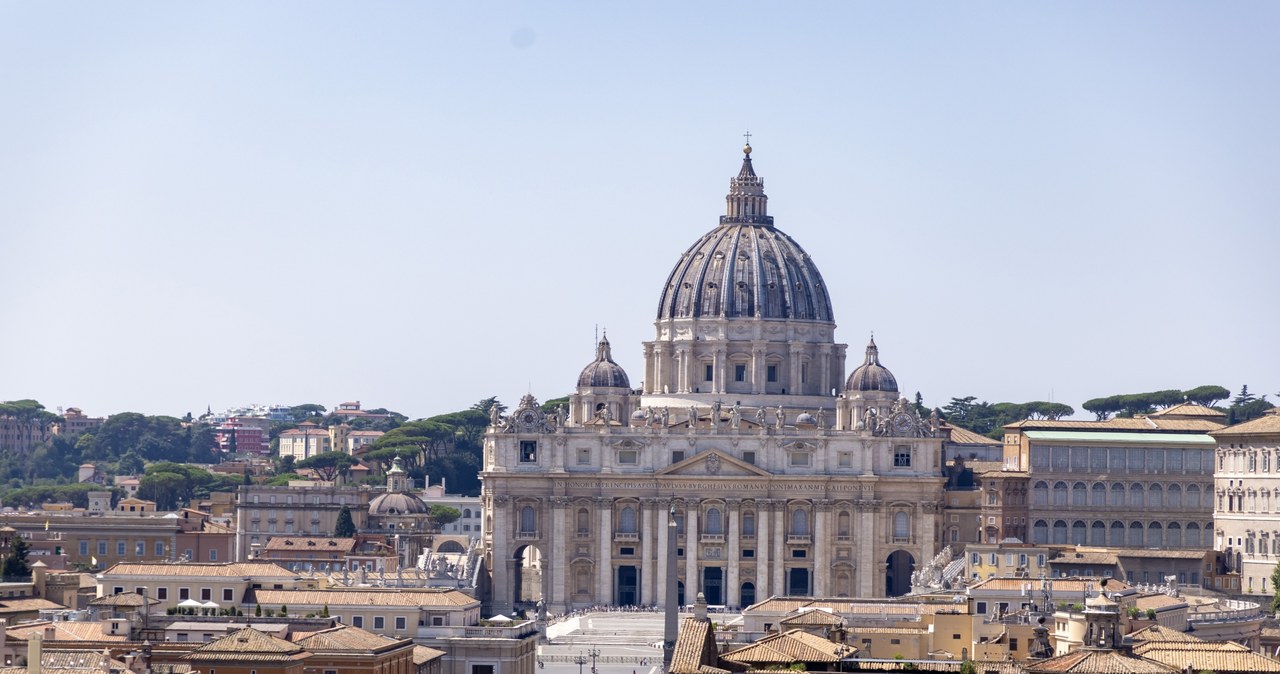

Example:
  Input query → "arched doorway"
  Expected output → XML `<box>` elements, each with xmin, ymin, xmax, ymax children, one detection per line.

<box><xmin>740</xmin><ymin>582</ymin><xmax>756</xmax><ymax>608</ymax></box>
<box><xmin>677</xmin><ymin>580</ymin><xmax>685</xmax><ymax>607</ymax></box>
<box><xmin>513</xmin><ymin>545</ymin><xmax>543</xmax><ymax>606</ymax></box>
<box><xmin>885</xmin><ymin>550</ymin><xmax>915</xmax><ymax>597</ymax></box>
<box><xmin>702</xmin><ymin>567</ymin><xmax>724</xmax><ymax>605</ymax></box>
<box><xmin>437</xmin><ymin>540</ymin><xmax>466</xmax><ymax>554</ymax></box>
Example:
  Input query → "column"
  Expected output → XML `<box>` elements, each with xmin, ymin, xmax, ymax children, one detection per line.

<box><xmin>920</xmin><ymin>503</ymin><xmax>936</xmax><ymax>564</ymax></box>
<box><xmin>550</xmin><ymin>498</ymin><xmax>567</xmax><ymax>609</ymax></box>
<box><xmin>641</xmin><ymin>500</ymin><xmax>656</xmax><ymax>605</ymax></box>
<box><xmin>820</xmin><ymin>346</ymin><xmax>832</xmax><ymax>397</ymax></box>
<box><xmin>773</xmin><ymin>500</ymin><xmax>786</xmax><ymax>595</ymax></box>
<box><xmin>712</xmin><ymin>349</ymin><xmax>722</xmax><ymax>394</ymax></box>
<box><xmin>716</xmin><ymin>348</ymin><xmax>728</xmax><ymax>395</ymax></box>
<box><xmin>789</xmin><ymin>346</ymin><xmax>804</xmax><ymax>395</ymax></box>
<box><xmin>655</xmin><ymin>344</ymin><xmax>668</xmax><ymax>394</ymax></box>
<box><xmin>726</xmin><ymin>500</ymin><xmax>740</xmax><ymax>607</ymax></box>
<box><xmin>756</xmin><ymin>501</ymin><xmax>770</xmax><ymax>599</ymax></box>
<box><xmin>814</xmin><ymin>502</ymin><xmax>830</xmax><ymax>597</ymax></box>
<box><xmin>597</xmin><ymin>499</ymin><xmax>612</xmax><ymax>605</ymax></box>
<box><xmin>656</xmin><ymin>500</ymin><xmax>670</xmax><ymax>609</ymax></box>
<box><xmin>643</xmin><ymin>344</ymin><xmax>655</xmax><ymax>394</ymax></box>
<box><xmin>675</xmin><ymin>348</ymin><xmax>687</xmax><ymax>393</ymax></box>
<box><xmin>751</xmin><ymin>343</ymin><xmax>764</xmax><ymax>395</ymax></box>
<box><xmin>685</xmin><ymin>504</ymin><xmax>699</xmax><ymax>601</ymax></box>
<box><xmin>858</xmin><ymin>506</ymin><xmax>876</xmax><ymax>596</ymax></box>
<box><xmin>492</xmin><ymin>495</ymin><xmax>511</xmax><ymax>613</ymax></box>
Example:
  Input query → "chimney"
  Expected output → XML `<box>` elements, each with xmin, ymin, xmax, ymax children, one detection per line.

<box><xmin>99</xmin><ymin>649</ymin><xmax>110</xmax><ymax>674</ymax></box>
<box><xmin>27</xmin><ymin>633</ymin><xmax>41</xmax><ymax>674</ymax></box>
<box><xmin>694</xmin><ymin>592</ymin><xmax>708</xmax><ymax>621</ymax></box>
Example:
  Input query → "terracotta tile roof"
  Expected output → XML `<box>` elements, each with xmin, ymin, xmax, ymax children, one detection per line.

<box><xmin>1024</xmin><ymin>647</ymin><xmax>1177</xmax><ymax>673</ymax></box>
<box><xmin>1211</xmin><ymin>409</ymin><xmax>1280</xmax><ymax>437</ymax></box>
<box><xmin>292</xmin><ymin>624</ymin><xmax>403</xmax><ymax>652</ymax></box>
<box><xmin>1127</xmin><ymin>624</ymin><xmax>1203</xmax><ymax>643</ymax></box>
<box><xmin>188</xmin><ymin>628</ymin><xmax>310</xmax><ymax>663</ymax></box>
<box><xmin>1052</xmin><ymin>552</ymin><xmax>1118</xmax><ymax>566</ymax></box>
<box><xmin>670</xmin><ymin>618</ymin><xmax>727</xmax><ymax>674</ymax></box>
<box><xmin>250</xmin><ymin>588</ymin><xmax>477</xmax><ymax>608</ymax></box>
<box><xmin>88</xmin><ymin>592</ymin><xmax>154</xmax><ymax>608</ymax></box>
<box><xmin>970</xmin><ymin>577</ymin><xmax>1130</xmax><ymax>593</ymax></box>
<box><xmin>262</xmin><ymin>536</ymin><xmax>357</xmax><ymax>553</ymax></box>
<box><xmin>0</xmin><ymin>598</ymin><xmax>65</xmax><ymax>613</ymax></box>
<box><xmin>38</xmin><ymin>651</ymin><xmax>129</xmax><ymax>670</ymax></box>
<box><xmin>1113</xmin><ymin>548</ymin><xmax>1209</xmax><ymax>560</ymax></box>
<box><xmin>412</xmin><ymin>645</ymin><xmax>446</xmax><ymax>666</ymax></box>
<box><xmin>847</xmin><ymin>626</ymin><xmax>931</xmax><ymax>634</ymax></box>
<box><xmin>1133</xmin><ymin>641</ymin><xmax>1280</xmax><ymax>672</ymax></box>
<box><xmin>1006</xmin><ymin>417</ymin><xmax>1223</xmax><ymax>432</ymax></box>
<box><xmin>1149</xmin><ymin>403</ymin><xmax>1226</xmax><ymax>418</ymax></box>
<box><xmin>6</xmin><ymin>621</ymin><xmax>125</xmax><ymax>642</ymax></box>
<box><xmin>779</xmin><ymin>608</ymin><xmax>844</xmax><ymax>626</ymax></box>
<box><xmin>945</xmin><ymin>424</ymin><xmax>1001</xmax><ymax>446</ymax></box>
<box><xmin>102</xmin><ymin>562</ymin><xmax>296</xmax><ymax>578</ymax></box>
<box><xmin>1132</xmin><ymin>594</ymin><xmax>1186</xmax><ymax>611</ymax></box>
<box><xmin>722</xmin><ymin>629</ymin><xmax>853</xmax><ymax>665</ymax></box>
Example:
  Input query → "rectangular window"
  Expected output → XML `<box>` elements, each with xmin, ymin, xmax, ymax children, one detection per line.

<box><xmin>619</xmin><ymin>547</ymin><xmax>635</xmax><ymax>556</ymax></box>
<box><xmin>373</xmin><ymin>616</ymin><xmax>385</xmax><ymax>630</ymax></box>
<box><xmin>577</xmin><ymin>448</ymin><xmax>591</xmax><ymax>465</ymax></box>
<box><xmin>222</xmin><ymin>589</ymin><xmax>234</xmax><ymax>601</ymax></box>
<box><xmin>179</xmin><ymin>588</ymin><xmax>190</xmax><ymax>600</ymax></box>
<box><xmin>432</xmin><ymin>616</ymin><xmax>444</xmax><ymax>626</ymax></box>
<box><xmin>117</xmin><ymin>541</ymin><xmax>126</xmax><ymax>555</ymax></box>
<box><xmin>113</xmin><ymin>586</ymin><xmax>124</xmax><ymax>595</ymax></box>
<box><xmin>894</xmin><ymin>448</ymin><xmax>912</xmax><ymax>467</ymax></box>
<box><xmin>790</xmin><ymin>452</ymin><xmax>810</xmax><ymax>467</ymax></box>
<box><xmin>155</xmin><ymin>541</ymin><xmax>165</xmax><ymax>557</ymax></box>
<box><xmin>519</xmin><ymin>441</ymin><xmax>538</xmax><ymax>463</ymax></box>
<box><xmin>838</xmin><ymin>452</ymin><xmax>851</xmax><ymax>468</ymax></box>
<box><xmin>767</xmin><ymin>365</ymin><xmax>777</xmax><ymax>382</ymax></box>
<box><xmin>472</xmin><ymin>666</ymin><xmax>495</xmax><ymax>674</ymax></box>
<box><xmin>705</xmin><ymin>364</ymin><xmax>714</xmax><ymax>381</ymax></box>
<box><xmin>352</xmin><ymin>616</ymin><xmax>364</xmax><ymax>628</ymax></box>
<box><xmin>672</xmin><ymin>451</ymin><xmax>685</xmax><ymax>464</ymax></box>
<box><xmin>79</xmin><ymin>541</ymin><xmax>89</xmax><ymax>556</ymax></box>
<box><xmin>791</xmin><ymin>549</ymin><xmax>806</xmax><ymax>558</ymax></box>
<box><xmin>200</xmin><ymin>588</ymin><xmax>212</xmax><ymax>601</ymax></box>
<box><xmin>1009</xmin><ymin>638</ymin><xmax>1019</xmax><ymax>651</ymax></box>
<box><xmin>742</xmin><ymin>549</ymin><xmax>754</xmax><ymax>558</ymax></box>
<box><xmin>734</xmin><ymin>364</ymin><xmax>746</xmax><ymax>382</ymax></box>
<box><xmin>743</xmin><ymin>451</ymin><xmax>755</xmax><ymax>465</ymax></box>
<box><xmin>395</xmin><ymin>617</ymin><xmax>406</xmax><ymax>631</ymax></box>
<box><xmin>135</xmin><ymin>541</ymin><xmax>145</xmax><ymax>556</ymax></box>
<box><xmin>618</xmin><ymin>450</ymin><xmax>638</xmax><ymax>464</ymax></box>
<box><xmin>209</xmin><ymin>549</ymin><xmax>218</xmax><ymax>561</ymax></box>
<box><xmin>157</xmin><ymin>588</ymin><xmax>168</xmax><ymax>600</ymax></box>
<box><xmin>976</xmin><ymin>601</ymin><xmax>987</xmax><ymax>614</ymax></box>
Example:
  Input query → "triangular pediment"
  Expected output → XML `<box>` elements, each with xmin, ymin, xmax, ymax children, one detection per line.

<box><xmin>655</xmin><ymin>448</ymin><xmax>772</xmax><ymax>477</ymax></box>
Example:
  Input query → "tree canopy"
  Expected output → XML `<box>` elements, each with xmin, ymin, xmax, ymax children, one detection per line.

<box><xmin>296</xmin><ymin>451</ymin><xmax>357</xmax><ymax>482</ymax></box>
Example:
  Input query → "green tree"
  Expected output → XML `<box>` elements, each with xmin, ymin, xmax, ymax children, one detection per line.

<box><xmin>288</xmin><ymin>404</ymin><xmax>327</xmax><ymax>422</ymax></box>
<box><xmin>471</xmin><ymin>397</ymin><xmax>507</xmax><ymax>416</ymax></box>
<box><xmin>1183</xmin><ymin>385</ymin><xmax>1230</xmax><ymax>408</ymax></box>
<box><xmin>1232</xmin><ymin>385</ymin><xmax>1258</xmax><ymax>406</ymax></box>
<box><xmin>297</xmin><ymin>451</ymin><xmax>356</xmax><ymax>482</ymax></box>
<box><xmin>334</xmin><ymin>505</ymin><xmax>356</xmax><ymax>538</ymax></box>
<box><xmin>117</xmin><ymin>451</ymin><xmax>145</xmax><ymax>476</ymax></box>
<box><xmin>540</xmin><ymin>396</ymin><xmax>569</xmax><ymax>414</ymax></box>
<box><xmin>429</xmin><ymin>505</ymin><xmax>462</xmax><ymax>530</ymax></box>
<box><xmin>3</xmin><ymin>535</ymin><xmax>31</xmax><ymax>579</ymax></box>
<box><xmin>1082</xmin><ymin>395</ymin><xmax>1123</xmax><ymax>421</ymax></box>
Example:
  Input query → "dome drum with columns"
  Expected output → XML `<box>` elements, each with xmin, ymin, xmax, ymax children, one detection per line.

<box><xmin>480</xmin><ymin>144</ymin><xmax>945</xmax><ymax>615</ymax></box>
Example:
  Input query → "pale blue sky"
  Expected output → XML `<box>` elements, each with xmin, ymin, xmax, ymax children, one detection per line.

<box><xmin>1</xmin><ymin>2</ymin><xmax>1276</xmax><ymax>419</ymax></box>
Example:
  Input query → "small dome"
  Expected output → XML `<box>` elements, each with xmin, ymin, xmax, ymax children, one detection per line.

<box><xmin>795</xmin><ymin>412</ymin><xmax>816</xmax><ymax>426</ymax></box>
<box><xmin>368</xmin><ymin>492</ymin><xmax>428</xmax><ymax>517</ymax></box>
<box><xmin>630</xmin><ymin>409</ymin><xmax>647</xmax><ymax>420</ymax></box>
<box><xmin>845</xmin><ymin>337</ymin><xmax>898</xmax><ymax>393</ymax></box>
<box><xmin>577</xmin><ymin>334</ymin><xmax>630</xmax><ymax>389</ymax></box>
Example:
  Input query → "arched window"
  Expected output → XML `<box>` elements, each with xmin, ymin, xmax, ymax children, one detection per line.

<box><xmin>1167</xmin><ymin>522</ymin><xmax>1182</xmax><ymax>548</ymax></box>
<box><xmin>1203</xmin><ymin>523</ymin><xmax>1213</xmax><ymax>548</ymax></box>
<box><xmin>675</xmin><ymin>511</ymin><xmax>686</xmax><ymax>535</ymax></box>
<box><xmin>792</xmin><ymin>508</ymin><xmax>809</xmax><ymax>536</ymax></box>
<box><xmin>1148</xmin><ymin>484</ymin><xmax>1162</xmax><ymax>509</ymax></box>
<box><xmin>1091</xmin><ymin>521</ymin><xmax>1106</xmax><ymax>546</ymax></box>
<box><xmin>1147</xmin><ymin>522</ymin><xmax>1163</xmax><ymax>548</ymax></box>
<box><xmin>1033</xmin><ymin>481</ymin><xmax>1048</xmax><ymax>506</ymax></box>
<box><xmin>1110</xmin><ymin>483</ymin><xmax>1125</xmax><ymax>507</ymax></box>
<box><xmin>1033</xmin><ymin>520</ymin><xmax>1049</xmax><ymax>544</ymax></box>
<box><xmin>893</xmin><ymin>512</ymin><xmax>909</xmax><ymax>540</ymax></box>
<box><xmin>519</xmin><ymin>506</ymin><xmax>536</xmax><ymax>534</ymax></box>
<box><xmin>1128</xmin><ymin>521</ymin><xmax>1144</xmax><ymax>547</ymax></box>
<box><xmin>619</xmin><ymin>507</ymin><xmax>638</xmax><ymax>533</ymax></box>
<box><xmin>1052</xmin><ymin>520</ymin><xmax>1068</xmax><ymax>544</ymax></box>
<box><xmin>837</xmin><ymin>511</ymin><xmax>851</xmax><ymax>538</ymax></box>
<box><xmin>1186</xmin><ymin>522</ymin><xmax>1201</xmax><ymax>548</ymax></box>
<box><xmin>1130</xmin><ymin>484</ymin><xmax>1144</xmax><ymax>507</ymax></box>
<box><xmin>1091</xmin><ymin>483</ymin><xmax>1106</xmax><ymax>507</ymax></box>
<box><xmin>704</xmin><ymin>507</ymin><xmax>723</xmax><ymax>535</ymax></box>
<box><xmin>1072</xmin><ymin>521</ymin><xmax>1087</xmax><ymax>545</ymax></box>
<box><xmin>1053</xmin><ymin>482</ymin><xmax>1068</xmax><ymax>506</ymax></box>
<box><xmin>463</xmin><ymin>509</ymin><xmax>472</xmax><ymax>518</ymax></box>
<box><xmin>1072</xmin><ymin>482</ymin><xmax>1087</xmax><ymax>506</ymax></box>
<box><xmin>1109</xmin><ymin>521</ymin><xmax>1125</xmax><ymax>547</ymax></box>
<box><xmin>1167</xmin><ymin>484</ymin><xmax>1182</xmax><ymax>509</ymax></box>
<box><xmin>742</xmin><ymin>512</ymin><xmax>756</xmax><ymax>536</ymax></box>
<box><xmin>740</xmin><ymin>582</ymin><xmax>756</xmax><ymax>607</ymax></box>
<box><xmin>1187</xmin><ymin>484</ymin><xmax>1201</xmax><ymax>510</ymax></box>
<box><xmin>577</xmin><ymin>508</ymin><xmax>590</xmax><ymax>534</ymax></box>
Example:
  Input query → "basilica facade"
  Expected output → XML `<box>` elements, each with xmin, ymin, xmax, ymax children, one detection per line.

<box><xmin>480</xmin><ymin>146</ymin><xmax>947</xmax><ymax>615</ymax></box>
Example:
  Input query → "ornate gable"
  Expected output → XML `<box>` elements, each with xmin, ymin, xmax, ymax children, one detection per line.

<box><xmin>656</xmin><ymin>448</ymin><xmax>772</xmax><ymax>477</ymax></box>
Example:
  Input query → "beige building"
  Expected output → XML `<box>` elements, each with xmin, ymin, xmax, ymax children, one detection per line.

<box><xmin>1002</xmin><ymin>403</ymin><xmax>1224</xmax><ymax>551</ymax></box>
<box><xmin>95</xmin><ymin>561</ymin><xmax>316</xmax><ymax>610</ymax></box>
<box><xmin>278</xmin><ymin>423</ymin><xmax>332</xmax><ymax>461</ymax></box>
<box><xmin>1211</xmin><ymin>409</ymin><xmax>1280</xmax><ymax>597</ymax></box>
<box><xmin>481</xmin><ymin>146</ymin><xmax>946</xmax><ymax>613</ymax></box>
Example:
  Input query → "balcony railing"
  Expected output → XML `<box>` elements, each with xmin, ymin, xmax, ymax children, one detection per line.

<box><xmin>787</xmin><ymin>534</ymin><xmax>811</xmax><ymax>544</ymax></box>
<box><xmin>700</xmin><ymin>533</ymin><xmax>725</xmax><ymax>543</ymax></box>
<box><xmin>514</xmin><ymin>531</ymin><xmax>538</xmax><ymax>540</ymax></box>
<box><xmin>614</xmin><ymin>532</ymin><xmax>639</xmax><ymax>542</ymax></box>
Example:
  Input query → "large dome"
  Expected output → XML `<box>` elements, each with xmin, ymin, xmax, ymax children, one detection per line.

<box><xmin>656</xmin><ymin>147</ymin><xmax>833</xmax><ymax>322</ymax></box>
<box><xmin>369</xmin><ymin>492</ymin><xmax>428</xmax><ymax>516</ymax></box>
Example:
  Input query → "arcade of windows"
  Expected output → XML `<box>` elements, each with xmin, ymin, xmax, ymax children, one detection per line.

<box><xmin>1031</xmin><ymin>480</ymin><xmax>1208</xmax><ymax>510</ymax></box>
<box><xmin>1031</xmin><ymin>518</ymin><xmax>1210</xmax><ymax>548</ymax></box>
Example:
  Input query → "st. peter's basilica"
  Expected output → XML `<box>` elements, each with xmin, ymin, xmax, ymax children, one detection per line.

<box><xmin>480</xmin><ymin>145</ymin><xmax>947</xmax><ymax>615</ymax></box>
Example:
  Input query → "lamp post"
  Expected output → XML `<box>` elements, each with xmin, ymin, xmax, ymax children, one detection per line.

<box><xmin>588</xmin><ymin>647</ymin><xmax>601</xmax><ymax>673</ymax></box>
<box><xmin>574</xmin><ymin>653</ymin><xmax>587</xmax><ymax>674</ymax></box>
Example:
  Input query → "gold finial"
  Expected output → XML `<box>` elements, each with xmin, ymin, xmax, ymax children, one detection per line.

<box><xmin>743</xmin><ymin>131</ymin><xmax>752</xmax><ymax>155</ymax></box>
